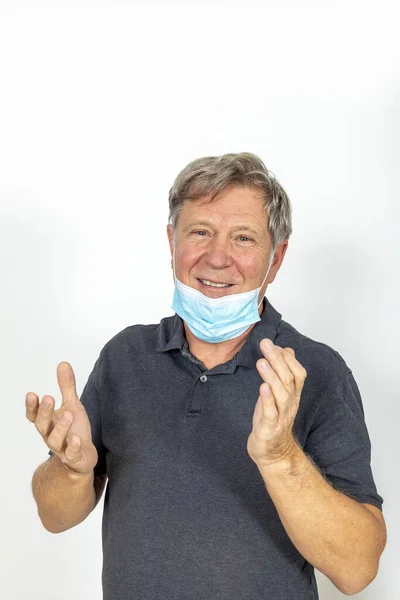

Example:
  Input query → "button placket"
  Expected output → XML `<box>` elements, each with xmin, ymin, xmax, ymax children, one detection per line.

<box><xmin>186</xmin><ymin>373</ymin><xmax>211</xmax><ymax>416</ymax></box>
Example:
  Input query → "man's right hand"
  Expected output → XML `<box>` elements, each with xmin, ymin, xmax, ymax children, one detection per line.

<box><xmin>26</xmin><ymin>362</ymin><xmax>98</xmax><ymax>475</ymax></box>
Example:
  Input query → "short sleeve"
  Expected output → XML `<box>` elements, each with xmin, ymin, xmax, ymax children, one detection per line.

<box><xmin>303</xmin><ymin>370</ymin><xmax>383</xmax><ymax>510</ymax></box>
<box><xmin>48</xmin><ymin>353</ymin><xmax>107</xmax><ymax>478</ymax></box>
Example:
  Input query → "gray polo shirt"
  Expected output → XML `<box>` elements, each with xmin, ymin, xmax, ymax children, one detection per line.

<box><xmin>48</xmin><ymin>297</ymin><xmax>383</xmax><ymax>600</ymax></box>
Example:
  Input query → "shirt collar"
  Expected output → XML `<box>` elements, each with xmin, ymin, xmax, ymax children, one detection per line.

<box><xmin>156</xmin><ymin>296</ymin><xmax>282</xmax><ymax>369</ymax></box>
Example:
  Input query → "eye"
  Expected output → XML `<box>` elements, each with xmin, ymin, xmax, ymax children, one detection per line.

<box><xmin>238</xmin><ymin>236</ymin><xmax>252</xmax><ymax>242</ymax></box>
<box><xmin>194</xmin><ymin>230</ymin><xmax>208</xmax><ymax>236</ymax></box>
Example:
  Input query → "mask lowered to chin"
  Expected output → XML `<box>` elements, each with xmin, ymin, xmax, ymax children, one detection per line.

<box><xmin>171</xmin><ymin>251</ymin><xmax>275</xmax><ymax>344</ymax></box>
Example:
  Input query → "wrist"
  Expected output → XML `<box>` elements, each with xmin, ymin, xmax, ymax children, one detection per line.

<box><xmin>256</xmin><ymin>441</ymin><xmax>305</xmax><ymax>477</ymax></box>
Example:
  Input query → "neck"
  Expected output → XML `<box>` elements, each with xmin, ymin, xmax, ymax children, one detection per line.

<box><xmin>183</xmin><ymin>298</ymin><xmax>265</xmax><ymax>369</ymax></box>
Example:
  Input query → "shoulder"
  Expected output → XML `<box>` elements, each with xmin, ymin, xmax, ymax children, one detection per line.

<box><xmin>98</xmin><ymin>313</ymin><xmax>177</xmax><ymax>363</ymax></box>
<box><xmin>277</xmin><ymin>319</ymin><xmax>349</xmax><ymax>371</ymax></box>
<box><xmin>275</xmin><ymin>320</ymin><xmax>367</xmax><ymax>441</ymax></box>
<box><xmin>276</xmin><ymin>319</ymin><xmax>352</xmax><ymax>405</ymax></box>
<box><xmin>101</xmin><ymin>322</ymin><xmax>160</xmax><ymax>357</ymax></box>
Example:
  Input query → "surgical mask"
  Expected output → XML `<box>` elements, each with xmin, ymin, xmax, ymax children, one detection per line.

<box><xmin>171</xmin><ymin>249</ymin><xmax>275</xmax><ymax>343</ymax></box>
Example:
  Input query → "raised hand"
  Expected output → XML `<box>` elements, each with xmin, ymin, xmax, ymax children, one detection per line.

<box><xmin>247</xmin><ymin>338</ymin><xmax>307</xmax><ymax>468</ymax></box>
<box><xmin>26</xmin><ymin>362</ymin><xmax>98</xmax><ymax>475</ymax></box>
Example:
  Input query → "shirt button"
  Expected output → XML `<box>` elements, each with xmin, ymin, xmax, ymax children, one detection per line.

<box><xmin>200</xmin><ymin>375</ymin><xmax>208</xmax><ymax>383</ymax></box>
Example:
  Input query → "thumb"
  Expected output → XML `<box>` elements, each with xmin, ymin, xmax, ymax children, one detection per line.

<box><xmin>57</xmin><ymin>362</ymin><xmax>79</xmax><ymax>406</ymax></box>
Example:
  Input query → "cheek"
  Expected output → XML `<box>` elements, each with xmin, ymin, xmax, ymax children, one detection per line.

<box><xmin>177</xmin><ymin>247</ymin><xmax>201</xmax><ymax>273</ymax></box>
<box><xmin>237</xmin><ymin>255</ymin><xmax>261</xmax><ymax>278</ymax></box>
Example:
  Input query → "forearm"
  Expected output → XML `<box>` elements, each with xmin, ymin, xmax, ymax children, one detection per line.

<box><xmin>258</xmin><ymin>444</ymin><xmax>384</xmax><ymax>595</ymax></box>
<box><xmin>32</xmin><ymin>456</ymin><xmax>96</xmax><ymax>533</ymax></box>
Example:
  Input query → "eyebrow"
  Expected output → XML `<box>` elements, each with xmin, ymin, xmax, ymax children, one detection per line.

<box><xmin>182</xmin><ymin>221</ymin><xmax>263</xmax><ymax>236</ymax></box>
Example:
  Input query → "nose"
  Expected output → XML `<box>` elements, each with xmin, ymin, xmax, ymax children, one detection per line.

<box><xmin>204</xmin><ymin>234</ymin><xmax>233</xmax><ymax>269</ymax></box>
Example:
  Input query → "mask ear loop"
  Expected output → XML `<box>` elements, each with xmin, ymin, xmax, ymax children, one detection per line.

<box><xmin>173</xmin><ymin>240</ymin><xmax>274</xmax><ymax>304</ymax></box>
<box><xmin>172</xmin><ymin>244</ymin><xmax>177</xmax><ymax>282</ymax></box>
<box><xmin>257</xmin><ymin>251</ymin><xmax>275</xmax><ymax>309</ymax></box>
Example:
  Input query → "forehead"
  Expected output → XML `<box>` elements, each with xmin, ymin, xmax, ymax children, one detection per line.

<box><xmin>179</xmin><ymin>185</ymin><xmax>268</xmax><ymax>226</ymax></box>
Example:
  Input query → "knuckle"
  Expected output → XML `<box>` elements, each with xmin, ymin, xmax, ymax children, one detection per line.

<box><xmin>48</xmin><ymin>416</ymin><xmax>72</xmax><ymax>450</ymax></box>
<box><xmin>35</xmin><ymin>421</ymin><xmax>48</xmax><ymax>436</ymax></box>
<box><xmin>48</xmin><ymin>437</ymin><xmax>63</xmax><ymax>453</ymax></box>
<box><xmin>48</xmin><ymin>430</ymin><xmax>65</xmax><ymax>452</ymax></box>
<box><xmin>60</xmin><ymin>412</ymin><xmax>72</xmax><ymax>426</ymax></box>
<box><xmin>57</xmin><ymin>454</ymin><xmax>69</xmax><ymax>467</ymax></box>
<box><xmin>38</xmin><ymin>403</ymin><xmax>51</xmax><ymax>417</ymax></box>
<box><xmin>66</xmin><ymin>449</ymin><xmax>80</xmax><ymax>463</ymax></box>
<box><xmin>282</xmin><ymin>391</ymin><xmax>291</xmax><ymax>403</ymax></box>
<box><xmin>283</xmin><ymin>376</ymin><xmax>293</xmax><ymax>387</ymax></box>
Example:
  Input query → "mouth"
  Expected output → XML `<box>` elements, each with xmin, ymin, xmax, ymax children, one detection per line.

<box><xmin>197</xmin><ymin>278</ymin><xmax>233</xmax><ymax>288</ymax></box>
<box><xmin>196</xmin><ymin>278</ymin><xmax>235</xmax><ymax>295</ymax></box>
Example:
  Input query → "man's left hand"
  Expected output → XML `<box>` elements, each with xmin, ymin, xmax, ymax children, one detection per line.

<box><xmin>247</xmin><ymin>338</ymin><xmax>308</xmax><ymax>468</ymax></box>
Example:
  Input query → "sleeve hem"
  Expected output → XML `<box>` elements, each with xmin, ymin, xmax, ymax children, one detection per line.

<box><xmin>343</xmin><ymin>493</ymin><xmax>383</xmax><ymax>510</ymax></box>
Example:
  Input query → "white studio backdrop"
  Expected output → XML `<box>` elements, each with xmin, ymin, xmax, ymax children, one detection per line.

<box><xmin>1</xmin><ymin>1</ymin><xmax>398</xmax><ymax>598</ymax></box>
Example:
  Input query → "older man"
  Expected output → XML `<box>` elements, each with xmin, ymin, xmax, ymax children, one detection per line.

<box><xmin>29</xmin><ymin>152</ymin><xmax>386</xmax><ymax>600</ymax></box>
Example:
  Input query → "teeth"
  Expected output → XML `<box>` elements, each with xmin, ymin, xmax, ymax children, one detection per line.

<box><xmin>199</xmin><ymin>279</ymin><xmax>231</xmax><ymax>288</ymax></box>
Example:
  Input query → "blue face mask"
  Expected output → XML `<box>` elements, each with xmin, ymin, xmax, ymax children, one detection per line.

<box><xmin>171</xmin><ymin>250</ymin><xmax>275</xmax><ymax>344</ymax></box>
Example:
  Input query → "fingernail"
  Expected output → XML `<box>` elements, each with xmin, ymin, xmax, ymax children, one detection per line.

<box><xmin>263</xmin><ymin>339</ymin><xmax>273</xmax><ymax>351</ymax></box>
<box><xmin>42</xmin><ymin>398</ymin><xmax>51</xmax><ymax>408</ymax></box>
<box><xmin>61</xmin><ymin>413</ymin><xmax>71</xmax><ymax>424</ymax></box>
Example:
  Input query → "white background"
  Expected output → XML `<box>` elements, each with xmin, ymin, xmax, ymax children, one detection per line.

<box><xmin>1</xmin><ymin>1</ymin><xmax>398</xmax><ymax>598</ymax></box>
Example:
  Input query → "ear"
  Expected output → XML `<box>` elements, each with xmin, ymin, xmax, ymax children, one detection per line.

<box><xmin>268</xmin><ymin>240</ymin><xmax>289</xmax><ymax>285</ymax></box>
<box><xmin>167</xmin><ymin>225</ymin><xmax>175</xmax><ymax>268</ymax></box>
<box><xmin>167</xmin><ymin>225</ymin><xmax>174</xmax><ymax>252</ymax></box>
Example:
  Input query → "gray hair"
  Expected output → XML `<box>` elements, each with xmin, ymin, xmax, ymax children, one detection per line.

<box><xmin>168</xmin><ymin>152</ymin><xmax>292</xmax><ymax>254</ymax></box>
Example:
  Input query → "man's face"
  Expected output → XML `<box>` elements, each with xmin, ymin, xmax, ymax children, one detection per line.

<box><xmin>167</xmin><ymin>185</ymin><xmax>287</xmax><ymax>300</ymax></box>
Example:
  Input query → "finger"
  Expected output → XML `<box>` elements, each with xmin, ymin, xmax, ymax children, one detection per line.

<box><xmin>64</xmin><ymin>434</ymin><xmax>83</xmax><ymax>464</ymax></box>
<box><xmin>260</xmin><ymin>384</ymin><xmax>278</xmax><ymax>422</ymax></box>
<box><xmin>34</xmin><ymin>396</ymin><xmax>55</xmax><ymax>437</ymax></box>
<box><xmin>256</xmin><ymin>358</ymin><xmax>289</xmax><ymax>413</ymax></box>
<box><xmin>280</xmin><ymin>349</ymin><xmax>307</xmax><ymax>397</ymax></box>
<box><xmin>47</xmin><ymin>411</ymin><xmax>73</xmax><ymax>453</ymax></box>
<box><xmin>25</xmin><ymin>393</ymin><xmax>39</xmax><ymax>421</ymax></box>
<box><xmin>57</xmin><ymin>362</ymin><xmax>78</xmax><ymax>406</ymax></box>
<box><xmin>260</xmin><ymin>339</ymin><xmax>294</xmax><ymax>391</ymax></box>
<box><xmin>284</xmin><ymin>347</ymin><xmax>295</xmax><ymax>357</ymax></box>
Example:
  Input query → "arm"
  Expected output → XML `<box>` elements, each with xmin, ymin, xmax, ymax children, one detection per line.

<box><xmin>28</xmin><ymin>359</ymin><xmax>108</xmax><ymax>533</ymax></box>
<box><xmin>258</xmin><ymin>444</ymin><xmax>386</xmax><ymax>595</ymax></box>
<box><xmin>32</xmin><ymin>456</ymin><xmax>99</xmax><ymax>534</ymax></box>
<box><xmin>247</xmin><ymin>339</ymin><xmax>386</xmax><ymax>595</ymax></box>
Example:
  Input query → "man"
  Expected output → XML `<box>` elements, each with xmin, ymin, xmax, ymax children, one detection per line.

<box><xmin>28</xmin><ymin>152</ymin><xmax>386</xmax><ymax>600</ymax></box>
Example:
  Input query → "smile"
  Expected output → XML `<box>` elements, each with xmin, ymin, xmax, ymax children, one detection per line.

<box><xmin>197</xmin><ymin>278</ymin><xmax>233</xmax><ymax>288</ymax></box>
